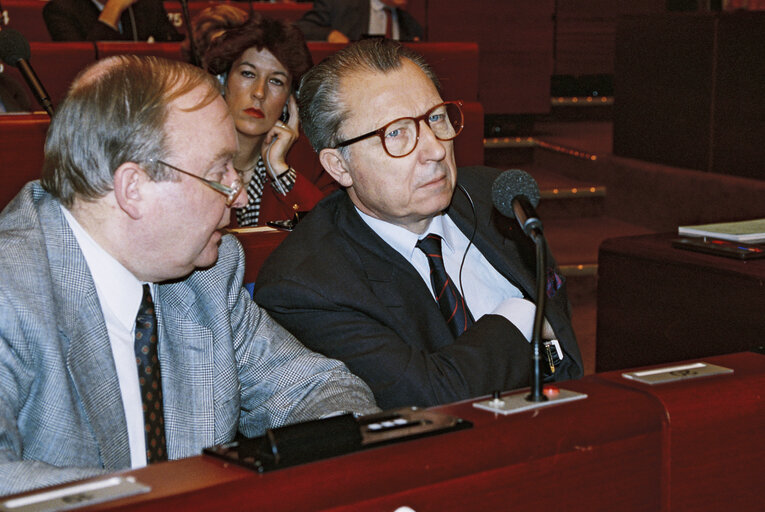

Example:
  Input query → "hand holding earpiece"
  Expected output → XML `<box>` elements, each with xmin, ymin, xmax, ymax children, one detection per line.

<box><xmin>263</xmin><ymin>94</ymin><xmax>299</xmax><ymax>184</ymax></box>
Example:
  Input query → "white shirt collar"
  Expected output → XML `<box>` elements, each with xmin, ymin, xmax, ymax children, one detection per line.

<box><xmin>61</xmin><ymin>205</ymin><xmax>145</xmax><ymax>331</ymax></box>
<box><xmin>370</xmin><ymin>0</ymin><xmax>388</xmax><ymax>13</ymax></box>
<box><xmin>355</xmin><ymin>208</ymin><xmax>455</xmax><ymax>260</ymax></box>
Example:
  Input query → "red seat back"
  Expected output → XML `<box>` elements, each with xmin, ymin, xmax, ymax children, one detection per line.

<box><xmin>162</xmin><ymin>1</ymin><xmax>313</xmax><ymax>36</ymax></box>
<box><xmin>307</xmin><ymin>42</ymin><xmax>479</xmax><ymax>103</ymax></box>
<box><xmin>5</xmin><ymin>42</ymin><xmax>96</xmax><ymax>109</ymax></box>
<box><xmin>95</xmin><ymin>41</ymin><xmax>183</xmax><ymax>61</ymax></box>
<box><xmin>2</xmin><ymin>0</ymin><xmax>53</xmax><ymax>42</ymax></box>
<box><xmin>0</xmin><ymin>113</ymin><xmax>49</xmax><ymax>211</ymax></box>
<box><xmin>229</xmin><ymin>227</ymin><xmax>289</xmax><ymax>284</ymax></box>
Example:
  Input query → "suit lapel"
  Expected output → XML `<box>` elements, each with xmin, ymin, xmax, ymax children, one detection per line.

<box><xmin>334</xmin><ymin>194</ymin><xmax>458</xmax><ymax>349</ymax></box>
<box><xmin>39</xmin><ymin>196</ymin><xmax>131</xmax><ymax>470</ymax></box>
<box><xmin>154</xmin><ymin>282</ymin><xmax>216</xmax><ymax>456</ymax></box>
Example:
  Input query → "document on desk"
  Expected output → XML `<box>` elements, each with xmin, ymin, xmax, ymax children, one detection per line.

<box><xmin>678</xmin><ymin>218</ymin><xmax>765</xmax><ymax>243</ymax></box>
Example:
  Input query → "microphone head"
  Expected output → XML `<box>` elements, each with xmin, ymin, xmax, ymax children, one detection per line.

<box><xmin>491</xmin><ymin>169</ymin><xmax>541</xmax><ymax>218</ymax></box>
<box><xmin>0</xmin><ymin>28</ymin><xmax>31</xmax><ymax>67</ymax></box>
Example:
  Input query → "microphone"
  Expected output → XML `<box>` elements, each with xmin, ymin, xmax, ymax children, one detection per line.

<box><xmin>0</xmin><ymin>28</ymin><xmax>54</xmax><ymax>116</ymax></box>
<box><xmin>491</xmin><ymin>169</ymin><xmax>542</xmax><ymax>237</ymax></box>
<box><xmin>491</xmin><ymin>169</ymin><xmax>548</xmax><ymax>402</ymax></box>
<box><xmin>178</xmin><ymin>0</ymin><xmax>200</xmax><ymax>67</ymax></box>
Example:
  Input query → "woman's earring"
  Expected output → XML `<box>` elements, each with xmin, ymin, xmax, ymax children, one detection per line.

<box><xmin>216</xmin><ymin>73</ymin><xmax>227</xmax><ymax>96</ymax></box>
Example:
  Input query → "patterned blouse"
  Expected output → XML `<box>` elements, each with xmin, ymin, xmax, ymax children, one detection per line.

<box><xmin>235</xmin><ymin>156</ymin><xmax>296</xmax><ymax>227</ymax></box>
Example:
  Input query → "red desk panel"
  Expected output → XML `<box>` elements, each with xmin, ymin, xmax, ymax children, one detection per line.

<box><xmin>595</xmin><ymin>352</ymin><xmax>765</xmax><ymax>512</ymax></box>
<box><xmin>10</xmin><ymin>378</ymin><xmax>664</xmax><ymax>511</ymax></box>
<box><xmin>597</xmin><ymin>233</ymin><xmax>765</xmax><ymax>372</ymax></box>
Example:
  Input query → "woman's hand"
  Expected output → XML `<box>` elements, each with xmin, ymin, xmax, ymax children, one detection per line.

<box><xmin>262</xmin><ymin>94</ymin><xmax>299</xmax><ymax>180</ymax></box>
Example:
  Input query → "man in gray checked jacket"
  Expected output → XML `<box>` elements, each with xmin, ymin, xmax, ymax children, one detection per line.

<box><xmin>0</xmin><ymin>55</ymin><xmax>378</xmax><ymax>496</ymax></box>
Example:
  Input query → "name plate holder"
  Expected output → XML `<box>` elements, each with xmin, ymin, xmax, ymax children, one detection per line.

<box><xmin>473</xmin><ymin>387</ymin><xmax>587</xmax><ymax>416</ymax></box>
<box><xmin>622</xmin><ymin>362</ymin><xmax>734</xmax><ymax>385</ymax></box>
<box><xmin>0</xmin><ymin>477</ymin><xmax>150</xmax><ymax>512</ymax></box>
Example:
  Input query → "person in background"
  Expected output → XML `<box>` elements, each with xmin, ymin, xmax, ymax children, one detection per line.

<box><xmin>254</xmin><ymin>39</ymin><xmax>583</xmax><ymax>409</ymax></box>
<box><xmin>204</xmin><ymin>14</ymin><xmax>336</xmax><ymax>227</ymax></box>
<box><xmin>295</xmin><ymin>0</ymin><xmax>422</xmax><ymax>43</ymax></box>
<box><xmin>180</xmin><ymin>4</ymin><xmax>248</xmax><ymax>65</ymax></box>
<box><xmin>0</xmin><ymin>55</ymin><xmax>378</xmax><ymax>496</ymax></box>
<box><xmin>43</xmin><ymin>0</ymin><xmax>182</xmax><ymax>41</ymax></box>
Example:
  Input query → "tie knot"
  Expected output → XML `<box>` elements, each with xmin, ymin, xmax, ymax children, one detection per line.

<box><xmin>416</xmin><ymin>234</ymin><xmax>443</xmax><ymax>258</ymax></box>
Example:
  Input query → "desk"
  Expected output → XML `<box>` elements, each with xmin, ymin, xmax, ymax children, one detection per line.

<box><xmin>596</xmin><ymin>352</ymin><xmax>765</xmax><ymax>511</ymax></box>
<box><xmin>10</xmin><ymin>379</ymin><xmax>664</xmax><ymax>511</ymax></box>
<box><xmin>597</xmin><ymin>232</ymin><xmax>765</xmax><ymax>372</ymax></box>
<box><xmin>5</xmin><ymin>353</ymin><xmax>765</xmax><ymax>510</ymax></box>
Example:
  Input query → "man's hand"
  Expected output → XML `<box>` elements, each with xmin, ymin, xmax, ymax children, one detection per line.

<box><xmin>97</xmin><ymin>0</ymin><xmax>139</xmax><ymax>30</ymax></box>
<box><xmin>327</xmin><ymin>30</ymin><xmax>349</xmax><ymax>43</ymax></box>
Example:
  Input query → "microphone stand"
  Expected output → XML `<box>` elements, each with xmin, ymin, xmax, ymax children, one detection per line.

<box><xmin>178</xmin><ymin>0</ymin><xmax>200</xmax><ymax>67</ymax></box>
<box><xmin>526</xmin><ymin>229</ymin><xmax>547</xmax><ymax>403</ymax></box>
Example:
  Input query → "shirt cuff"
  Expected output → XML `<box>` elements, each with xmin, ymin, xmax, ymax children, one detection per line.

<box><xmin>270</xmin><ymin>167</ymin><xmax>297</xmax><ymax>196</ymax></box>
<box><xmin>491</xmin><ymin>297</ymin><xmax>537</xmax><ymax>342</ymax></box>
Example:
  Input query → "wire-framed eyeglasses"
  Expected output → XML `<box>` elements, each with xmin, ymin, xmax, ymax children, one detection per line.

<box><xmin>334</xmin><ymin>100</ymin><xmax>464</xmax><ymax>158</ymax></box>
<box><xmin>152</xmin><ymin>159</ymin><xmax>243</xmax><ymax>207</ymax></box>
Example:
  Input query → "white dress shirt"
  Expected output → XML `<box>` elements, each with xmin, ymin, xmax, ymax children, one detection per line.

<box><xmin>356</xmin><ymin>209</ymin><xmax>540</xmax><ymax>341</ymax></box>
<box><xmin>62</xmin><ymin>206</ymin><xmax>148</xmax><ymax>468</ymax></box>
<box><xmin>368</xmin><ymin>0</ymin><xmax>400</xmax><ymax>40</ymax></box>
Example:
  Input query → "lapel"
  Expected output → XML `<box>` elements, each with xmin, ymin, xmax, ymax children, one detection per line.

<box><xmin>38</xmin><ymin>194</ymin><xmax>131</xmax><ymax>470</ymax></box>
<box><xmin>154</xmin><ymin>280</ymin><xmax>217</xmax><ymax>455</ymax></box>
<box><xmin>333</xmin><ymin>194</ymin><xmax>460</xmax><ymax>349</ymax></box>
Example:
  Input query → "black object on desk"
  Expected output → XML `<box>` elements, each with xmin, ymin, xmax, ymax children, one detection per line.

<box><xmin>203</xmin><ymin>407</ymin><xmax>472</xmax><ymax>473</ymax></box>
<box><xmin>672</xmin><ymin>237</ymin><xmax>765</xmax><ymax>260</ymax></box>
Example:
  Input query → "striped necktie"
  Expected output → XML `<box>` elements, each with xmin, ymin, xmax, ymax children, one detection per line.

<box><xmin>416</xmin><ymin>234</ymin><xmax>474</xmax><ymax>337</ymax></box>
<box><xmin>384</xmin><ymin>7</ymin><xmax>393</xmax><ymax>39</ymax></box>
<box><xmin>134</xmin><ymin>284</ymin><xmax>167</xmax><ymax>463</ymax></box>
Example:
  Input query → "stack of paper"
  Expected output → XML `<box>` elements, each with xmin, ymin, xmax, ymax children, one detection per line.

<box><xmin>678</xmin><ymin>218</ymin><xmax>765</xmax><ymax>243</ymax></box>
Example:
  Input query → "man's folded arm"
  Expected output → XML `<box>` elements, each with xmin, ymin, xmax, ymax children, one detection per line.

<box><xmin>255</xmin><ymin>278</ymin><xmax>533</xmax><ymax>409</ymax></box>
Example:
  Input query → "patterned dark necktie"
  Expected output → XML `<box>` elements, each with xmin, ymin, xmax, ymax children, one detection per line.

<box><xmin>134</xmin><ymin>284</ymin><xmax>167</xmax><ymax>463</ymax></box>
<box><xmin>416</xmin><ymin>234</ymin><xmax>474</xmax><ymax>337</ymax></box>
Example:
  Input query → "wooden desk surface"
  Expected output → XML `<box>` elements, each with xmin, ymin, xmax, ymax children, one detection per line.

<box><xmin>7</xmin><ymin>353</ymin><xmax>763</xmax><ymax>511</ymax></box>
<box><xmin>596</xmin><ymin>351</ymin><xmax>765</xmax><ymax>512</ymax></box>
<box><xmin>46</xmin><ymin>378</ymin><xmax>664</xmax><ymax>511</ymax></box>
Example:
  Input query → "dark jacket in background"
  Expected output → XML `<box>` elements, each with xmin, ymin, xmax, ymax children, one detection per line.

<box><xmin>43</xmin><ymin>0</ymin><xmax>182</xmax><ymax>42</ymax></box>
<box><xmin>294</xmin><ymin>0</ymin><xmax>423</xmax><ymax>42</ymax></box>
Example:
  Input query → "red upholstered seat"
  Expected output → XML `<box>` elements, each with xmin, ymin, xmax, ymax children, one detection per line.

<box><xmin>162</xmin><ymin>2</ymin><xmax>313</xmax><ymax>36</ymax></box>
<box><xmin>307</xmin><ymin>42</ymin><xmax>479</xmax><ymax>103</ymax></box>
<box><xmin>2</xmin><ymin>0</ymin><xmax>53</xmax><ymax>42</ymax></box>
<box><xmin>95</xmin><ymin>41</ymin><xmax>183</xmax><ymax>61</ymax></box>
<box><xmin>4</xmin><ymin>42</ymin><xmax>97</xmax><ymax>108</ymax></box>
<box><xmin>0</xmin><ymin>113</ymin><xmax>49</xmax><ymax>211</ymax></box>
<box><xmin>229</xmin><ymin>227</ymin><xmax>290</xmax><ymax>285</ymax></box>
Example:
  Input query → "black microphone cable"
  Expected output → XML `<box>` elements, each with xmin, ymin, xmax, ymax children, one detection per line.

<box><xmin>455</xmin><ymin>182</ymin><xmax>477</xmax><ymax>316</ymax></box>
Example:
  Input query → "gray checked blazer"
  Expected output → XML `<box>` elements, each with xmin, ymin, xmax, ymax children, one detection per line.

<box><xmin>0</xmin><ymin>182</ymin><xmax>378</xmax><ymax>496</ymax></box>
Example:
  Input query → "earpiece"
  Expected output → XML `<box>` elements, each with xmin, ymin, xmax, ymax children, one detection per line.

<box><xmin>216</xmin><ymin>73</ymin><xmax>227</xmax><ymax>94</ymax></box>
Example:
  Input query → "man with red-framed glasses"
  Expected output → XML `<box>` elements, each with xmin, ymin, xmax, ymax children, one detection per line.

<box><xmin>255</xmin><ymin>38</ymin><xmax>583</xmax><ymax>409</ymax></box>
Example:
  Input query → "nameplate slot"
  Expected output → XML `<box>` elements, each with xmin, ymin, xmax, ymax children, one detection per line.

<box><xmin>622</xmin><ymin>362</ymin><xmax>733</xmax><ymax>385</ymax></box>
<box><xmin>0</xmin><ymin>476</ymin><xmax>150</xmax><ymax>512</ymax></box>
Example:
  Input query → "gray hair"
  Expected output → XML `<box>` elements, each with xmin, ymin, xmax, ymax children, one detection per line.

<box><xmin>41</xmin><ymin>55</ymin><xmax>220</xmax><ymax>207</ymax></box>
<box><xmin>297</xmin><ymin>38</ymin><xmax>440</xmax><ymax>153</ymax></box>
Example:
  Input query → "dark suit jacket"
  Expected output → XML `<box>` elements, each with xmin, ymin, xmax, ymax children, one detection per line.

<box><xmin>43</xmin><ymin>0</ymin><xmax>181</xmax><ymax>42</ymax></box>
<box><xmin>294</xmin><ymin>0</ymin><xmax>423</xmax><ymax>42</ymax></box>
<box><xmin>255</xmin><ymin>166</ymin><xmax>583</xmax><ymax>409</ymax></box>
